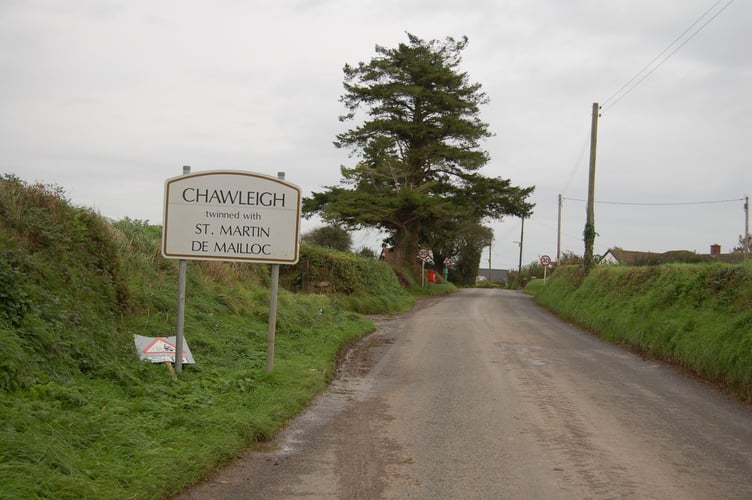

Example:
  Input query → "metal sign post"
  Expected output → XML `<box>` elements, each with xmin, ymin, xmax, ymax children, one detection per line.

<box><xmin>174</xmin><ymin>165</ymin><xmax>191</xmax><ymax>374</ymax></box>
<box><xmin>266</xmin><ymin>172</ymin><xmax>285</xmax><ymax>373</ymax></box>
<box><xmin>162</xmin><ymin>168</ymin><xmax>301</xmax><ymax>375</ymax></box>
<box><xmin>418</xmin><ymin>247</ymin><xmax>430</xmax><ymax>287</ymax></box>
<box><xmin>540</xmin><ymin>254</ymin><xmax>552</xmax><ymax>285</ymax></box>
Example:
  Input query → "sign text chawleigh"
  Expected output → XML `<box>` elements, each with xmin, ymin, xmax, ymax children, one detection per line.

<box><xmin>162</xmin><ymin>171</ymin><xmax>301</xmax><ymax>264</ymax></box>
<box><xmin>181</xmin><ymin>188</ymin><xmax>287</xmax><ymax>207</ymax></box>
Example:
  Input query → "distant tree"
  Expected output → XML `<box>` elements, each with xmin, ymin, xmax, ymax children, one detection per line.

<box><xmin>429</xmin><ymin>222</ymin><xmax>492</xmax><ymax>286</ymax></box>
<box><xmin>301</xmin><ymin>225</ymin><xmax>352</xmax><ymax>252</ymax></box>
<box><xmin>732</xmin><ymin>234</ymin><xmax>752</xmax><ymax>256</ymax></box>
<box><xmin>303</xmin><ymin>33</ymin><xmax>533</xmax><ymax>271</ymax></box>
<box><xmin>559</xmin><ymin>250</ymin><xmax>583</xmax><ymax>265</ymax></box>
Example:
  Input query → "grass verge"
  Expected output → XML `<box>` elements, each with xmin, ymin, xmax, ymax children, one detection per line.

<box><xmin>0</xmin><ymin>175</ymin><xmax>416</xmax><ymax>499</ymax></box>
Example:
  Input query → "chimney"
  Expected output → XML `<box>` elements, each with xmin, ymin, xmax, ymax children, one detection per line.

<box><xmin>710</xmin><ymin>244</ymin><xmax>721</xmax><ymax>256</ymax></box>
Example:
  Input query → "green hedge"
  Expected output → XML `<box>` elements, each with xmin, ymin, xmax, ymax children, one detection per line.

<box><xmin>535</xmin><ymin>263</ymin><xmax>752</xmax><ymax>401</ymax></box>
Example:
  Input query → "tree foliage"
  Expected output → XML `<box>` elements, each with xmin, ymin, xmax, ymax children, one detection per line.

<box><xmin>428</xmin><ymin>222</ymin><xmax>492</xmax><ymax>286</ymax></box>
<box><xmin>301</xmin><ymin>224</ymin><xmax>352</xmax><ymax>252</ymax></box>
<box><xmin>303</xmin><ymin>33</ymin><xmax>533</xmax><ymax>271</ymax></box>
<box><xmin>732</xmin><ymin>233</ymin><xmax>752</xmax><ymax>256</ymax></box>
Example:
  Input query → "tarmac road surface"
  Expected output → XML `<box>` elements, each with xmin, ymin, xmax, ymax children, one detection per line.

<box><xmin>175</xmin><ymin>288</ymin><xmax>752</xmax><ymax>499</ymax></box>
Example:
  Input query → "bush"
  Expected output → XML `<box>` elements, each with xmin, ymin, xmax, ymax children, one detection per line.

<box><xmin>281</xmin><ymin>244</ymin><xmax>414</xmax><ymax>313</ymax></box>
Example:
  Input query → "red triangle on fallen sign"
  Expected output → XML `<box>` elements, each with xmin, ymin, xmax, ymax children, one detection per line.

<box><xmin>142</xmin><ymin>337</ymin><xmax>181</xmax><ymax>355</ymax></box>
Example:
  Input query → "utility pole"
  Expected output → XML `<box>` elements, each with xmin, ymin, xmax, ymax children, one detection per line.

<box><xmin>518</xmin><ymin>216</ymin><xmax>525</xmax><ymax>275</ymax></box>
<box><xmin>745</xmin><ymin>195</ymin><xmax>750</xmax><ymax>259</ymax></box>
<box><xmin>488</xmin><ymin>237</ymin><xmax>492</xmax><ymax>278</ymax></box>
<box><xmin>583</xmin><ymin>102</ymin><xmax>600</xmax><ymax>272</ymax></box>
<box><xmin>557</xmin><ymin>194</ymin><xmax>562</xmax><ymax>263</ymax></box>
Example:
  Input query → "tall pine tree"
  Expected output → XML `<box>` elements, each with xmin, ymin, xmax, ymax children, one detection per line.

<box><xmin>304</xmin><ymin>33</ymin><xmax>533</xmax><ymax>269</ymax></box>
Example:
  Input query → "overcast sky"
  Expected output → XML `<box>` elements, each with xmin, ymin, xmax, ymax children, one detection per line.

<box><xmin>2</xmin><ymin>0</ymin><xmax>749</xmax><ymax>270</ymax></box>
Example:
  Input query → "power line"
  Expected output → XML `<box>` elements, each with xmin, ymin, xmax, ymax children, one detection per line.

<box><xmin>602</xmin><ymin>0</ymin><xmax>726</xmax><ymax>109</ymax></box>
<box><xmin>602</xmin><ymin>0</ymin><xmax>736</xmax><ymax>112</ymax></box>
<box><xmin>562</xmin><ymin>197</ymin><xmax>744</xmax><ymax>206</ymax></box>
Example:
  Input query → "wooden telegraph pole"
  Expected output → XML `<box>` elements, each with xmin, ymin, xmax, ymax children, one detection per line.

<box><xmin>584</xmin><ymin>103</ymin><xmax>599</xmax><ymax>272</ymax></box>
<box><xmin>518</xmin><ymin>216</ymin><xmax>525</xmax><ymax>275</ymax></box>
<box><xmin>557</xmin><ymin>194</ymin><xmax>562</xmax><ymax>263</ymax></box>
<box><xmin>745</xmin><ymin>195</ymin><xmax>750</xmax><ymax>259</ymax></box>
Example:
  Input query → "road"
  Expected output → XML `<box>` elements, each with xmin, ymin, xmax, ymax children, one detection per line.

<box><xmin>175</xmin><ymin>289</ymin><xmax>752</xmax><ymax>499</ymax></box>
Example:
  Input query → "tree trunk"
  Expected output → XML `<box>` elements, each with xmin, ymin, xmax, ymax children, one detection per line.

<box><xmin>394</xmin><ymin>223</ymin><xmax>421</xmax><ymax>274</ymax></box>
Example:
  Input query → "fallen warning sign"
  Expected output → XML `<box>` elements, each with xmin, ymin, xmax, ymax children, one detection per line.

<box><xmin>133</xmin><ymin>335</ymin><xmax>195</xmax><ymax>364</ymax></box>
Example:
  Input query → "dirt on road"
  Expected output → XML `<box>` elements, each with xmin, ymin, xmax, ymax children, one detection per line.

<box><xmin>174</xmin><ymin>290</ymin><xmax>752</xmax><ymax>499</ymax></box>
<box><xmin>172</xmin><ymin>306</ymin><xmax>411</xmax><ymax>499</ymax></box>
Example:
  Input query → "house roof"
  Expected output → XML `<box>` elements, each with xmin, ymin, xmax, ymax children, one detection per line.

<box><xmin>600</xmin><ymin>248</ymin><xmax>747</xmax><ymax>265</ymax></box>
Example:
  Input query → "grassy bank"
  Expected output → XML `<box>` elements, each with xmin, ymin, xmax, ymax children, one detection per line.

<box><xmin>0</xmin><ymin>175</ymin><xmax>414</xmax><ymax>499</ymax></box>
<box><xmin>533</xmin><ymin>263</ymin><xmax>752</xmax><ymax>401</ymax></box>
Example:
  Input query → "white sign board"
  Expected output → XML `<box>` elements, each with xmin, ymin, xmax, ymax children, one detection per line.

<box><xmin>162</xmin><ymin>171</ymin><xmax>301</xmax><ymax>264</ymax></box>
<box><xmin>133</xmin><ymin>335</ymin><xmax>195</xmax><ymax>364</ymax></box>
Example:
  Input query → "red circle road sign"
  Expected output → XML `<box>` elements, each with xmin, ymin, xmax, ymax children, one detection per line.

<box><xmin>540</xmin><ymin>255</ymin><xmax>552</xmax><ymax>267</ymax></box>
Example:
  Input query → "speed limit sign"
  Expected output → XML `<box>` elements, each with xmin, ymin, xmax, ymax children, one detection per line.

<box><xmin>540</xmin><ymin>255</ymin><xmax>552</xmax><ymax>267</ymax></box>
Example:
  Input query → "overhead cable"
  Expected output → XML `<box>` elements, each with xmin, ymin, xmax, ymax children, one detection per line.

<box><xmin>562</xmin><ymin>197</ymin><xmax>744</xmax><ymax>206</ymax></box>
<box><xmin>602</xmin><ymin>0</ymin><xmax>736</xmax><ymax>112</ymax></box>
